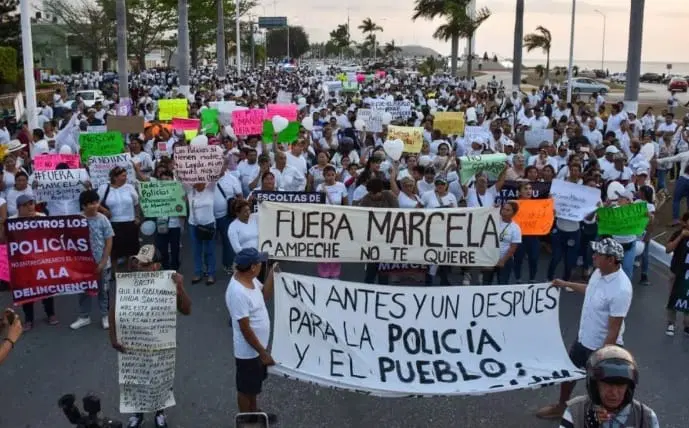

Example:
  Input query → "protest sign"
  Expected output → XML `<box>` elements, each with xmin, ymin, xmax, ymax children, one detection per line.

<box><xmin>550</xmin><ymin>179</ymin><xmax>601</xmax><ymax>222</ymax></box>
<box><xmin>33</xmin><ymin>154</ymin><xmax>81</xmax><ymax>171</ymax></box>
<box><xmin>232</xmin><ymin>109</ymin><xmax>266</xmax><ymax>136</ymax></box>
<box><xmin>459</xmin><ymin>154</ymin><xmax>507</xmax><ymax>185</ymax></box>
<box><xmin>251</xmin><ymin>191</ymin><xmax>325</xmax><ymax>213</ymax></box>
<box><xmin>170</xmin><ymin>118</ymin><xmax>200</xmax><ymax>132</ymax></box>
<box><xmin>387</xmin><ymin>125</ymin><xmax>424</xmax><ymax>153</ymax></box>
<box><xmin>464</xmin><ymin>126</ymin><xmax>491</xmax><ymax>143</ymax></box>
<box><xmin>116</xmin><ymin>270</ymin><xmax>177</xmax><ymax>413</ymax></box>
<box><xmin>262</xmin><ymin>121</ymin><xmax>300</xmax><ymax>144</ymax></box>
<box><xmin>200</xmin><ymin>108</ymin><xmax>220</xmax><ymax>135</ymax></box>
<box><xmin>88</xmin><ymin>154</ymin><xmax>136</xmax><ymax>188</ymax></box>
<box><xmin>323</xmin><ymin>80</ymin><xmax>343</xmax><ymax>93</ymax></box>
<box><xmin>107</xmin><ymin>115</ymin><xmax>146</xmax><ymax>134</ymax></box>
<box><xmin>86</xmin><ymin>125</ymin><xmax>107</xmax><ymax>133</ymax></box>
<box><xmin>6</xmin><ymin>215</ymin><xmax>99</xmax><ymax>305</ymax></box>
<box><xmin>258</xmin><ymin>202</ymin><xmax>500</xmax><ymax>266</ymax></box>
<box><xmin>270</xmin><ymin>272</ymin><xmax>584</xmax><ymax>396</ymax></box>
<box><xmin>524</xmin><ymin>129</ymin><xmax>554</xmax><ymax>149</ymax></box>
<box><xmin>158</xmin><ymin>99</ymin><xmax>188</xmax><ymax>121</ymax></box>
<box><xmin>79</xmin><ymin>132</ymin><xmax>124</xmax><ymax>162</ymax></box>
<box><xmin>356</xmin><ymin>109</ymin><xmax>384</xmax><ymax>133</ymax></box>
<box><xmin>174</xmin><ymin>145</ymin><xmax>224</xmax><ymax>184</ymax></box>
<box><xmin>276</xmin><ymin>91</ymin><xmax>293</xmax><ymax>104</ymax></box>
<box><xmin>267</xmin><ymin>104</ymin><xmax>298</xmax><ymax>121</ymax></box>
<box><xmin>495</xmin><ymin>181</ymin><xmax>551</xmax><ymax>205</ymax></box>
<box><xmin>209</xmin><ymin>101</ymin><xmax>239</xmax><ymax>126</ymax></box>
<box><xmin>389</xmin><ymin>100</ymin><xmax>414</xmax><ymax>120</ymax></box>
<box><xmin>342</xmin><ymin>82</ymin><xmax>359</xmax><ymax>92</ymax></box>
<box><xmin>433</xmin><ymin>112</ymin><xmax>465</xmax><ymax>135</ymax></box>
<box><xmin>597</xmin><ymin>203</ymin><xmax>649</xmax><ymax>236</ymax></box>
<box><xmin>514</xmin><ymin>199</ymin><xmax>555</xmax><ymax>236</ymax></box>
<box><xmin>34</xmin><ymin>169</ymin><xmax>87</xmax><ymax>202</ymax></box>
<box><xmin>0</xmin><ymin>244</ymin><xmax>8</xmax><ymax>281</ymax></box>
<box><xmin>139</xmin><ymin>181</ymin><xmax>187</xmax><ymax>217</ymax></box>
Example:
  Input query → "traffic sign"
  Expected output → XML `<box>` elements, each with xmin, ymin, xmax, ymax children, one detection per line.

<box><xmin>258</xmin><ymin>16</ymin><xmax>287</xmax><ymax>29</ymax></box>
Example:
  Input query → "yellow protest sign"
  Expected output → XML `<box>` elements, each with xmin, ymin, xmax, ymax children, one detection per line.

<box><xmin>159</xmin><ymin>99</ymin><xmax>189</xmax><ymax>121</ymax></box>
<box><xmin>336</xmin><ymin>73</ymin><xmax>347</xmax><ymax>82</ymax></box>
<box><xmin>387</xmin><ymin>125</ymin><xmax>424</xmax><ymax>153</ymax></box>
<box><xmin>433</xmin><ymin>112</ymin><xmax>465</xmax><ymax>136</ymax></box>
<box><xmin>183</xmin><ymin>130</ymin><xmax>198</xmax><ymax>140</ymax></box>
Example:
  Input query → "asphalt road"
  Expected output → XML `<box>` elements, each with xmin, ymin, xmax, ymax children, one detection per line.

<box><xmin>0</xmin><ymin>238</ymin><xmax>687</xmax><ymax>428</ymax></box>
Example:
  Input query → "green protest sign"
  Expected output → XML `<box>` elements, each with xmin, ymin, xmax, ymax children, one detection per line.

<box><xmin>459</xmin><ymin>153</ymin><xmax>507</xmax><ymax>185</ymax></box>
<box><xmin>342</xmin><ymin>82</ymin><xmax>359</xmax><ymax>92</ymax></box>
<box><xmin>597</xmin><ymin>203</ymin><xmax>649</xmax><ymax>236</ymax></box>
<box><xmin>262</xmin><ymin>120</ymin><xmax>300</xmax><ymax>143</ymax></box>
<box><xmin>79</xmin><ymin>131</ymin><xmax>124</xmax><ymax>162</ymax></box>
<box><xmin>139</xmin><ymin>180</ymin><xmax>187</xmax><ymax>217</ymax></box>
<box><xmin>201</xmin><ymin>108</ymin><xmax>220</xmax><ymax>135</ymax></box>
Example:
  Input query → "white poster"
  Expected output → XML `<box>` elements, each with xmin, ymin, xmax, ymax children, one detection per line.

<box><xmin>524</xmin><ymin>129</ymin><xmax>554</xmax><ymax>149</ymax></box>
<box><xmin>258</xmin><ymin>202</ymin><xmax>501</xmax><ymax>266</ymax></box>
<box><xmin>550</xmin><ymin>179</ymin><xmax>601</xmax><ymax>222</ymax></box>
<box><xmin>356</xmin><ymin>108</ymin><xmax>385</xmax><ymax>133</ymax></box>
<box><xmin>276</xmin><ymin>91</ymin><xmax>293</xmax><ymax>104</ymax></box>
<box><xmin>270</xmin><ymin>272</ymin><xmax>585</xmax><ymax>396</ymax></box>
<box><xmin>33</xmin><ymin>168</ymin><xmax>88</xmax><ymax>202</ymax></box>
<box><xmin>463</xmin><ymin>126</ymin><xmax>491</xmax><ymax>144</ymax></box>
<box><xmin>116</xmin><ymin>271</ymin><xmax>178</xmax><ymax>413</ymax></box>
<box><xmin>88</xmin><ymin>153</ymin><xmax>136</xmax><ymax>188</ymax></box>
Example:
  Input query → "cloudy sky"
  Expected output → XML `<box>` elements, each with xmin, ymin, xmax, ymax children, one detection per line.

<box><xmin>270</xmin><ymin>0</ymin><xmax>685</xmax><ymax>62</ymax></box>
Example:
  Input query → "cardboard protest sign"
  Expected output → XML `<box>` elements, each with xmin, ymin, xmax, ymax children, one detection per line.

<box><xmin>267</xmin><ymin>104</ymin><xmax>298</xmax><ymax>121</ymax></box>
<box><xmin>139</xmin><ymin>181</ymin><xmax>187</xmax><ymax>217</ymax></box>
<box><xmin>79</xmin><ymin>131</ymin><xmax>124</xmax><ymax>163</ymax></box>
<box><xmin>342</xmin><ymin>82</ymin><xmax>359</xmax><ymax>92</ymax></box>
<box><xmin>170</xmin><ymin>118</ymin><xmax>200</xmax><ymax>132</ymax></box>
<box><xmin>174</xmin><ymin>145</ymin><xmax>224</xmax><ymax>184</ymax></box>
<box><xmin>433</xmin><ymin>112</ymin><xmax>465</xmax><ymax>135</ymax></box>
<box><xmin>597</xmin><ymin>203</ymin><xmax>649</xmax><ymax>236</ymax></box>
<box><xmin>116</xmin><ymin>271</ymin><xmax>177</xmax><ymax>413</ymax></box>
<box><xmin>270</xmin><ymin>272</ymin><xmax>585</xmax><ymax>396</ymax></box>
<box><xmin>356</xmin><ymin>108</ymin><xmax>384</xmax><ymax>133</ymax></box>
<box><xmin>107</xmin><ymin>116</ymin><xmax>145</xmax><ymax>134</ymax></box>
<box><xmin>6</xmin><ymin>215</ymin><xmax>99</xmax><ymax>304</ymax></box>
<box><xmin>463</xmin><ymin>125</ymin><xmax>491</xmax><ymax>143</ymax></box>
<box><xmin>387</xmin><ymin>125</ymin><xmax>424</xmax><ymax>153</ymax></box>
<box><xmin>251</xmin><ymin>191</ymin><xmax>325</xmax><ymax>213</ymax></box>
<box><xmin>276</xmin><ymin>90</ymin><xmax>292</xmax><ymax>104</ymax></box>
<box><xmin>550</xmin><ymin>179</ymin><xmax>601</xmax><ymax>222</ymax></box>
<box><xmin>262</xmin><ymin>121</ymin><xmax>300</xmax><ymax>144</ymax></box>
<box><xmin>33</xmin><ymin>154</ymin><xmax>81</xmax><ymax>170</ymax></box>
<box><xmin>209</xmin><ymin>101</ymin><xmax>239</xmax><ymax>126</ymax></box>
<box><xmin>459</xmin><ymin>153</ymin><xmax>507</xmax><ymax>185</ymax></box>
<box><xmin>88</xmin><ymin>154</ymin><xmax>136</xmax><ymax>188</ymax></box>
<box><xmin>33</xmin><ymin>169</ymin><xmax>87</xmax><ymax>202</ymax></box>
<box><xmin>0</xmin><ymin>244</ymin><xmax>8</xmax><ymax>281</ymax></box>
<box><xmin>524</xmin><ymin>129</ymin><xmax>554</xmax><ymax>149</ymax></box>
<box><xmin>158</xmin><ymin>99</ymin><xmax>188</xmax><ymax>121</ymax></box>
<box><xmin>258</xmin><ymin>202</ymin><xmax>501</xmax><ymax>266</ymax></box>
<box><xmin>200</xmin><ymin>108</ymin><xmax>220</xmax><ymax>135</ymax></box>
<box><xmin>514</xmin><ymin>199</ymin><xmax>555</xmax><ymax>236</ymax></box>
<box><xmin>232</xmin><ymin>109</ymin><xmax>266</xmax><ymax>136</ymax></box>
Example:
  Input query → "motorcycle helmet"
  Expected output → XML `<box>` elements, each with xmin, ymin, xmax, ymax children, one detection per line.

<box><xmin>585</xmin><ymin>345</ymin><xmax>639</xmax><ymax>409</ymax></box>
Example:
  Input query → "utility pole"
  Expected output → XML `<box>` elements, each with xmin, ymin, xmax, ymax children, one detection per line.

<box><xmin>286</xmin><ymin>24</ymin><xmax>290</xmax><ymax>59</ymax></box>
<box><xmin>594</xmin><ymin>9</ymin><xmax>606</xmax><ymax>71</ymax></box>
<box><xmin>19</xmin><ymin>0</ymin><xmax>38</xmax><ymax>130</ymax></box>
<box><xmin>565</xmin><ymin>0</ymin><xmax>576</xmax><ymax>104</ymax></box>
<box><xmin>217</xmin><ymin>0</ymin><xmax>226</xmax><ymax>79</ymax></box>
<box><xmin>624</xmin><ymin>0</ymin><xmax>645</xmax><ymax>115</ymax></box>
<box><xmin>236</xmin><ymin>0</ymin><xmax>241</xmax><ymax>76</ymax></box>
<box><xmin>250</xmin><ymin>18</ymin><xmax>255</xmax><ymax>68</ymax></box>
<box><xmin>511</xmin><ymin>0</ymin><xmax>524</xmax><ymax>92</ymax></box>
<box><xmin>177</xmin><ymin>0</ymin><xmax>190</xmax><ymax>97</ymax></box>
<box><xmin>115</xmin><ymin>0</ymin><xmax>128</xmax><ymax>109</ymax></box>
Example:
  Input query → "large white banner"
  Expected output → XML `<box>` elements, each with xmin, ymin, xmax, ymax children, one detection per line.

<box><xmin>270</xmin><ymin>272</ymin><xmax>585</xmax><ymax>396</ymax></box>
<box><xmin>550</xmin><ymin>179</ymin><xmax>601</xmax><ymax>222</ymax></box>
<box><xmin>258</xmin><ymin>202</ymin><xmax>501</xmax><ymax>267</ymax></box>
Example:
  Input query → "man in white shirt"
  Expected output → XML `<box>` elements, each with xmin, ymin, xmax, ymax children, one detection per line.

<box><xmin>237</xmin><ymin>148</ymin><xmax>260</xmax><ymax>196</ymax></box>
<box><xmin>598</xmin><ymin>145</ymin><xmax>619</xmax><ymax>176</ymax></box>
<box><xmin>536</xmin><ymin>238</ymin><xmax>632</xmax><ymax>420</ymax></box>
<box><xmin>0</xmin><ymin>119</ymin><xmax>10</xmax><ymax>145</ymax></box>
<box><xmin>529</xmin><ymin>107</ymin><xmax>549</xmax><ymax>130</ymax></box>
<box><xmin>271</xmin><ymin>150</ymin><xmax>306</xmax><ymax>192</ymax></box>
<box><xmin>582</xmin><ymin>120</ymin><xmax>603</xmax><ymax>148</ymax></box>
<box><xmin>215</xmin><ymin>171</ymin><xmax>243</xmax><ymax>273</ymax></box>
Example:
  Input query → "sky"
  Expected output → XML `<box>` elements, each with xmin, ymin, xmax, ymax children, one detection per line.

<box><xmin>267</xmin><ymin>0</ymin><xmax>686</xmax><ymax>62</ymax></box>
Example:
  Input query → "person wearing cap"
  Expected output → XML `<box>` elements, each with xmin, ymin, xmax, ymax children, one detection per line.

<box><xmin>603</xmin><ymin>153</ymin><xmax>632</xmax><ymax>185</ymax></box>
<box><xmin>225</xmin><ymin>248</ymin><xmax>278</xmax><ymax>418</ymax></box>
<box><xmin>421</xmin><ymin>174</ymin><xmax>458</xmax><ymax>285</ymax></box>
<box><xmin>598</xmin><ymin>145</ymin><xmax>619</xmax><ymax>176</ymax></box>
<box><xmin>536</xmin><ymin>237</ymin><xmax>633</xmax><ymax>420</ymax></box>
<box><xmin>559</xmin><ymin>346</ymin><xmax>659</xmax><ymax>428</ymax></box>
<box><xmin>109</xmin><ymin>245</ymin><xmax>191</xmax><ymax>428</ymax></box>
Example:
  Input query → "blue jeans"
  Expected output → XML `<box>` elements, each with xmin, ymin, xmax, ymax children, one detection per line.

<box><xmin>155</xmin><ymin>227</ymin><xmax>181</xmax><ymax>271</ymax></box>
<box><xmin>78</xmin><ymin>268</ymin><xmax>111</xmax><ymax>318</ymax></box>
<box><xmin>216</xmin><ymin>215</ymin><xmax>235</xmax><ymax>268</ymax></box>
<box><xmin>657</xmin><ymin>169</ymin><xmax>668</xmax><ymax>190</ymax></box>
<box><xmin>484</xmin><ymin>258</ymin><xmax>515</xmax><ymax>285</ymax></box>
<box><xmin>514</xmin><ymin>236</ymin><xmax>539</xmax><ymax>282</ymax></box>
<box><xmin>548</xmin><ymin>227</ymin><xmax>580</xmax><ymax>281</ymax></box>
<box><xmin>621</xmin><ymin>244</ymin><xmax>636</xmax><ymax>281</ymax></box>
<box><xmin>580</xmin><ymin>224</ymin><xmax>598</xmax><ymax>271</ymax></box>
<box><xmin>641</xmin><ymin>240</ymin><xmax>650</xmax><ymax>276</ymax></box>
<box><xmin>190</xmin><ymin>225</ymin><xmax>216</xmax><ymax>277</ymax></box>
<box><xmin>672</xmin><ymin>176</ymin><xmax>689</xmax><ymax>221</ymax></box>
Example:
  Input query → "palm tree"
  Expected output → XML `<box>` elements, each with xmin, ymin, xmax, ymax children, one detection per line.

<box><xmin>418</xmin><ymin>56</ymin><xmax>441</xmax><ymax>77</ymax></box>
<box><xmin>523</xmin><ymin>26</ymin><xmax>552</xmax><ymax>84</ymax></box>
<box><xmin>383</xmin><ymin>40</ymin><xmax>402</xmax><ymax>57</ymax></box>
<box><xmin>535</xmin><ymin>64</ymin><xmax>545</xmax><ymax>78</ymax></box>
<box><xmin>358</xmin><ymin>18</ymin><xmax>383</xmax><ymax>60</ymax></box>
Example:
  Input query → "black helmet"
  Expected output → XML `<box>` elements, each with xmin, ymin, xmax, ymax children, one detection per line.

<box><xmin>585</xmin><ymin>346</ymin><xmax>639</xmax><ymax>409</ymax></box>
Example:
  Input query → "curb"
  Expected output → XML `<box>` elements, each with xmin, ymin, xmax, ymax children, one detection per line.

<box><xmin>649</xmin><ymin>239</ymin><xmax>671</xmax><ymax>268</ymax></box>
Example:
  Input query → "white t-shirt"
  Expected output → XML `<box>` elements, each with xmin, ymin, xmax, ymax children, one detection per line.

<box><xmin>188</xmin><ymin>186</ymin><xmax>215</xmax><ymax>226</ymax></box>
<box><xmin>214</xmin><ymin>173</ymin><xmax>242</xmax><ymax>218</ymax></box>
<box><xmin>466</xmin><ymin>186</ymin><xmax>498</xmax><ymax>208</ymax></box>
<box><xmin>228</xmin><ymin>216</ymin><xmax>259</xmax><ymax>253</ymax></box>
<box><xmin>226</xmin><ymin>277</ymin><xmax>270</xmax><ymax>359</ymax></box>
<box><xmin>352</xmin><ymin>184</ymin><xmax>368</xmax><ymax>203</ymax></box>
<box><xmin>498</xmin><ymin>220</ymin><xmax>522</xmax><ymax>258</ymax></box>
<box><xmin>97</xmin><ymin>184</ymin><xmax>138</xmax><ymax>222</ymax></box>
<box><xmin>398</xmin><ymin>192</ymin><xmax>422</xmax><ymax>208</ymax></box>
<box><xmin>421</xmin><ymin>190</ymin><xmax>457</xmax><ymax>208</ymax></box>
<box><xmin>317</xmin><ymin>182</ymin><xmax>348</xmax><ymax>205</ymax></box>
<box><xmin>285</xmin><ymin>151</ymin><xmax>307</xmax><ymax>176</ymax></box>
<box><xmin>578</xmin><ymin>268</ymin><xmax>633</xmax><ymax>350</ymax></box>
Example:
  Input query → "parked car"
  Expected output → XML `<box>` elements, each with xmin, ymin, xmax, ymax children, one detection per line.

<box><xmin>640</xmin><ymin>72</ymin><xmax>663</xmax><ymax>83</ymax></box>
<box><xmin>668</xmin><ymin>77</ymin><xmax>688</xmax><ymax>92</ymax></box>
<box><xmin>610</xmin><ymin>72</ymin><xmax>626</xmax><ymax>83</ymax></box>
<box><xmin>662</xmin><ymin>74</ymin><xmax>684</xmax><ymax>84</ymax></box>
<box><xmin>63</xmin><ymin>90</ymin><xmax>105</xmax><ymax>109</ymax></box>
<box><xmin>569</xmin><ymin>77</ymin><xmax>610</xmax><ymax>94</ymax></box>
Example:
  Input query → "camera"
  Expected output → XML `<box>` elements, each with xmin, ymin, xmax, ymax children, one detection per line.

<box><xmin>58</xmin><ymin>394</ymin><xmax>123</xmax><ymax>428</ymax></box>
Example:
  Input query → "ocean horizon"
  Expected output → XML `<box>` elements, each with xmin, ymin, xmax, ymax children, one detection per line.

<box><xmin>521</xmin><ymin>59</ymin><xmax>689</xmax><ymax>75</ymax></box>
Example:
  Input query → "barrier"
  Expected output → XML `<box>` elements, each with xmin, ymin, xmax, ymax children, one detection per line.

<box><xmin>649</xmin><ymin>239</ymin><xmax>671</xmax><ymax>268</ymax></box>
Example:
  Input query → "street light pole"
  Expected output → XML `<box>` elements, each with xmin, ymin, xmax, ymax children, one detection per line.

<box><xmin>236</xmin><ymin>0</ymin><xmax>241</xmax><ymax>76</ymax></box>
<box><xmin>19</xmin><ymin>0</ymin><xmax>38</xmax><ymax>130</ymax></box>
<box><xmin>624</xmin><ymin>0</ymin><xmax>645</xmax><ymax>115</ymax></box>
<box><xmin>511</xmin><ymin>0</ymin><xmax>524</xmax><ymax>92</ymax></box>
<box><xmin>566</xmin><ymin>0</ymin><xmax>577</xmax><ymax>104</ymax></box>
<box><xmin>594</xmin><ymin>9</ymin><xmax>606</xmax><ymax>71</ymax></box>
<box><xmin>115</xmin><ymin>0</ymin><xmax>129</xmax><ymax>106</ymax></box>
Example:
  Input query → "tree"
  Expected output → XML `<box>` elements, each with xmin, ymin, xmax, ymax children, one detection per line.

<box><xmin>572</xmin><ymin>65</ymin><xmax>579</xmax><ymax>77</ymax></box>
<box><xmin>383</xmin><ymin>40</ymin><xmax>402</xmax><ymax>57</ymax></box>
<box><xmin>0</xmin><ymin>0</ymin><xmax>20</xmax><ymax>58</ymax></box>
<box><xmin>418</xmin><ymin>55</ymin><xmax>442</xmax><ymax>77</ymax></box>
<box><xmin>492</xmin><ymin>54</ymin><xmax>498</xmax><ymax>62</ymax></box>
<box><xmin>482</xmin><ymin>51</ymin><xmax>488</xmax><ymax>61</ymax></box>
<box><xmin>266</xmin><ymin>26</ymin><xmax>309</xmax><ymax>59</ymax></box>
<box><xmin>329</xmin><ymin>23</ymin><xmax>351</xmax><ymax>57</ymax></box>
<box><xmin>358</xmin><ymin>18</ymin><xmax>383</xmax><ymax>59</ymax></box>
<box><xmin>535</xmin><ymin>64</ymin><xmax>545</xmax><ymax>78</ymax></box>
<box><xmin>523</xmin><ymin>26</ymin><xmax>552</xmax><ymax>83</ymax></box>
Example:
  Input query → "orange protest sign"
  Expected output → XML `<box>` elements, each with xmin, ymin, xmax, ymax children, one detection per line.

<box><xmin>513</xmin><ymin>198</ymin><xmax>555</xmax><ymax>236</ymax></box>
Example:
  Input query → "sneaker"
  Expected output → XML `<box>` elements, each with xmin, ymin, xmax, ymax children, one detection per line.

<box><xmin>70</xmin><ymin>317</ymin><xmax>91</xmax><ymax>330</ymax></box>
<box><xmin>639</xmin><ymin>274</ymin><xmax>649</xmax><ymax>286</ymax></box>
<box><xmin>155</xmin><ymin>412</ymin><xmax>168</xmax><ymax>428</ymax></box>
<box><xmin>666</xmin><ymin>324</ymin><xmax>675</xmax><ymax>337</ymax></box>
<box><xmin>128</xmin><ymin>414</ymin><xmax>144</xmax><ymax>428</ymax></box>
<box><xmin>102</xmin><ymin>316</ymin><xmax>110</xmax><ymax>330</ymax></box>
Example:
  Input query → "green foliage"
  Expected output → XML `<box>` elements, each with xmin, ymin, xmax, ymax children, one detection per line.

<box><xmin>524</xmin><ymin>26</ymin><xmax>552</xmax><ymax>81</ymax></box>
<box><xmin>0</xmin><ymin>0</ymin><xmax>20</xmax><ymax>58</ymax></box>
<box><xmin>266</xmin><ymin>26</ymin><xmax>309</xmax><ymax>59</ymax></box>
<box><xmin>329</xmin><ymin>24</ymin><xmax>350</xmax><ymax>49</ymax></box>
<box><xmin>0</xmin><ymin>46</ymin><xmax>17</xmax><ymax>84</ymax></box>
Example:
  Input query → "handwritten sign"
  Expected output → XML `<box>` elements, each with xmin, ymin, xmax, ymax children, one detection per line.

<box><xmin>387</xmin><ymin>125</ymin><xmax>424</xmax><ymax>153</ymax></box>
<box><xmin>79</xmin><ymin>131</ymin><xmax>124</xmax><ymax>163</ymax></box>
<box><xmin>88</xmin><ymin>153</ymin><xmax>136</xmax><ymax>188</ymax></box>
<box><xmin>276</xmin><ymin>91</ymin><xmax>293</xmax><ymax>104</ymax></box>
<box><xmin>262</xmin><ymin>120</ymin><xmax>300</xmax><ymax>144</ymax></box>
<box><xmin>33</xmin><ymin>154</ymin><xmax>81</xmax><ymax>171</ymax></box>
<box><xmin>158</xmin><ymin>99</ymin><xmax>188</xmax><ymax>121</ymax></box>
<box><xmin>342</xmin><ymin>82</ymin><xmax>359</xmax><ymax>92</ymax></box>
<box><xmin>597</xmin><ymin>203</ymin><xmax>649</xmax><ymax>236</ymax></box>
<box><xmin>0</xmin><ymin>244</ymin><xmax>8</xmax><ymax>282</ymax></box>
<box><xmin>267</xmin><ymin>104</ymin><xmax>298</xmax><ymax>121</ymax></box>
<box><xmin>139</xmin><ymin>181</ymin><xmax>187</xmax><ymax>217</ymax></box>
<box><xmin>200</xmin><ymin>108</ymin><xmax>220</xmax><ymax>135</ymax></box>
<box><xmin>34</xmin><ymin>169</ymin><xmax>87</xmax><ymax>202</ymax></box>
<box><xmin>174</xmin><ymin>145</ymin><xmax>224</xmax><ymax>184</ymax></box>
<box><xmin>251</xmin><ymin>191</ymin><xmax>325</xmax><ymax>213</ymax></box>
<box><xmin>524</xmin><ymin>129</ymin><xmax>554</xmax><ymax>149</ymax></box>
<box><xmin>270</xmin><ymin>272</ymin><xmax>584</xmax><ymax>396</ymax></box>
<box><xmin>356</xmin><ymin>108</ymin><xmax>384</xmax><ymax>133</ymax></box>
<box><xmin>107</xmin><ymin>116</ymin><xmax>145</xmax><ymax>134</ymax></box>
<box><xmin>434</xmin><ymin>112</ymin><xmax>465</xmax><ymax>135</ymax></box>
<box><xmin>463</xmin><ymin>125</ymin><xmax>491</xmax><ymax>144</ymax></box>
<box><xmin>232</xmin><ymin>109</ymin><xmax>266</xmax><ymax>136</ymax></box>
<box><xmin>549</xmin><ymin>179</ymin><xmax>601</xmax><ymax>222</ymax></box>
<box><xmin>459</xmin><ymin>153</ymin><xmax>507</xmax><ymax>185</ymax></box>
<box><xmin>514</xmin><ymin>199</ymin><xmax>555</xmax><ymax>236</ymax></box>
<box><xmin>258</xmin><ymin>202</ymin><xmax>500</xmax><ymax>266</ymax></box>
<box><xmin>170</xmin><ymin>118</ymin><xmax>200</xmax><ymax>132</ymax></box>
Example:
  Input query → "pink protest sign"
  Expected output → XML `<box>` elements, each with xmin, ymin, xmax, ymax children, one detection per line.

<box><xmin>232</xmin><ymin>109</ymin><xmax>266</xmax><ymax>136</ymax></box>
<box><xmin>266</xmin><ymin>104</ymin><xmax>298</xmax><ymax>121</ymax></box>
<box><xmin>171</xmin><ymin>118</ymin><xmax>201</xmax><ymax>131</ymax></box>
<box><xmin>0</xmin><ymin>244</ymin><xmax>9</xmax><ymax>282</ymax></box>
<box><xmin>33</xmin><ymin>154</ymin><xmax>81</xmax><ymax>171</ymax></box>
<box><xmin>356</xmin><ymin>74</ymin><xmax>365</xmax><ymax>83</ymax></box>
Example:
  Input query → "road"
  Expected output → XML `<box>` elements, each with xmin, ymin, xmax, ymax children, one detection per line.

<box><xmin>0</xmin><ymin>239</ymin><xmax>687</xmax><ymax>428</ymax></box>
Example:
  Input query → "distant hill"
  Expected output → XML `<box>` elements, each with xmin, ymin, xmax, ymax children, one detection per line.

<box><xmin>398</xmin><ymin>45</ymin><xmax>442</xmax><ymax>58</ymax></box>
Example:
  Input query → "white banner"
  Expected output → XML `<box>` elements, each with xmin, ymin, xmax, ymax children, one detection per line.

<box><xmin>550</xmin><ymin>179</ymin><xmax>601</xmax><ymax>222</ymax></box>
<box><xmin>116</xmin><ymin>271</ymin><xmax>177</xmax><ymax>413</ymax></box>
<box><xmin>258</xmin><ymin>202</ymin><xmax>500</xmax><ymax>266</ymax></box>
<box><xmin>270</xmin><ymin>272</ymin><xmax>585</xmax><ymax>396</ymax></box>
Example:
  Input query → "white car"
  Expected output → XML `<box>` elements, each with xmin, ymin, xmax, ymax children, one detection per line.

<box><xmin>569</xmin><ymin>77</ymin><xmax>610</xmax><ymax>95</ymax></box>
<box><xmin>610</xmin><ymin>72</ymin><xmax>626</xmax><ymax>83</ymax></box>
<box><xmin>63</xmin><ymin>90</ymin><xmax>105</xmax><ymax>109</ymax></box>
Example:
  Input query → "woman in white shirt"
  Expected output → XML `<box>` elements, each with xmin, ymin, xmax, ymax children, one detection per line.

<box><xmin>316</xmin><ymin>165</ymin><xmax>348</xmax><ymax>279</ymax></box>
<box><xmin>484</xmin><ymin>200</ymin><xmax>522</xmax><ymax>285</ymax></box>
<box><xmin>6</xmin><ymin>171</ymin><xmax>34</xmax><ymax>218</ymax></box>
<box><xmin>390</xmin><ymin>166</ymin><xmax>422</xmax><ymax>208</ymax></box>
<box><xmin>464</xmin><ymin>166</ymin><xmax>507</xmax><ymax>208</ymax></box>
<box><xmin>228</xmin><ymin>199</ymin><xmax>260</xmax><ymax>271</ymax></box>
<box><xmin>422</xmin><ymin>175</ymin><xmax>457</xmax><ymax>286</ymax></box>
<box><xmin>129</xmin><ymin>138</ymin><xmax>154</xmax><ymax>178</ymax></box>
<box><xmin>187</xmin><ymin>181</ymin><xmax>219</xmax><ymax>285</ymax></box>
<box><xmin>307</xmin><ymin>151</ymin><xmax>330</xmax><ymax>191</ymax></box>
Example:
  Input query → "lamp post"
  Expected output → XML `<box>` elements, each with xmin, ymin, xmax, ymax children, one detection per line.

<box><xmin>236</xmin><ymin>0</ymin><xmax>241</xmax><ymax>76</ymax></box>
<box><xmin>19</xmin><ymin>0</ymin><xmax>38</xmax><ymax>130</ymax></box>
<box><xmin>566</xmin><ymin>0</ymin><xmax>577</xmax><ymax>103</ymax></box>
<box><xmin>594</xmin><ymin>9</ymin><xmax>606</xmax><ymax>71</ymax></box>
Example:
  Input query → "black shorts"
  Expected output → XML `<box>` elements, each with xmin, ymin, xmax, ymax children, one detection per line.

<box><xmin>568</xmin><ymin>341</ymin><xmax>595</xmax><ymax>369</ymax></box>
<box><xmin>236</xmin><ymin>357</ymin><xmax>268</xmax><ymax>395</ymax></box>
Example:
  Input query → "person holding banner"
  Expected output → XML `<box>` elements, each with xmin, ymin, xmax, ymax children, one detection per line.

<box><xmin>421</xmin><ymin>174</ymin><xmax>458</xmax><ymax>285</ymax></box>
<box><xmin>514</xmin><ymin>183</ymin><xmax>541</xmax><ymax>284</ymax></box>
<box><xmin>228</xmin><ymin>200</ymin><xmax>260</xmax><ymax>274</ymax></box>
<box><xmin>484</xmin><ymin>200</ymin><xmax>522</xmax><ymax>285</ymax></box>
<box><xmin>548</xmin><ymin>172</ymin><xmax>584</xmax><ymax>282</ymax></box>
<box><xmin>360</xmin><ymin>178</ymin><xmax>399</xmax><ymax>284</ymax></box>
<box><xmin>389</xmin><ymin>165</ymin><xmax>422</xmax><ymax>208</ymax></box>
<box><xmin>315</xmin><ymin>165</ymin><xmax>349</xmax><ymax>279</ymax></box>
<box><xmin>664</xmin><ymin>212</ymin><xmax>689</xmax><ymax>336</ymax></box>
<box><xmin>6</xmin><ymin>171</ymin><xmax>34</xmax><ymax>218</ymax></box>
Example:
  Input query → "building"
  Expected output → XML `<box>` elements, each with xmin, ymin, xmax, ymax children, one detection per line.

<box><xmin>31</xmin><ymin>22</ymin><xmax>97</xmax><ymax>73</ymax></box>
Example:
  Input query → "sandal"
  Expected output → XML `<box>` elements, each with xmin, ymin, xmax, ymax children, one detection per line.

<box><xmin>191</xmin><ymin>277</ymin><xmax>202</xmax><ymax>284</ymax></box>
<box><xmin>206</xmin><ymin>277</ymin><xmax>216</xmax><ymax>286</ymax></box>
